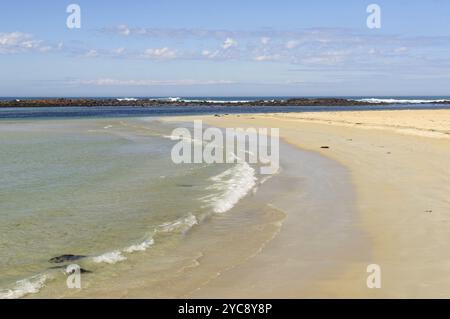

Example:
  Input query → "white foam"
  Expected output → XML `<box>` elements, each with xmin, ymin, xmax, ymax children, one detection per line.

<box><xmin>92</xmin><ymin>251</ymin><xmax>127</xmax><ymax>264</ymax></box>
<box><xmin>157</xmin><ymin>213</ymin><xmax>198</xmax><ymax>234</ymax></box>
<box><xmin>151</xmin><ymin>97</ymin><xmax>250</xmax><ymax>104</ymax></box>
<box><xmin>182</xmin><ymin>99</ymin><xmax>251</xmax><ymax>104</ymax></box>
<box><xmin>202</xmin><ymin>162</ymin><xmax>257</xmax><ymax>214</ymax></box>
<box><xmin>0</xmin><ymin>274</ymin><xmax>49</xmax><ymax>299</ymax></box>
<box><xmin>123</xmin><ymin>237</ymin><xmax>155</xmax><ymax>253</ymax></box>
<box><xmin>356</xmin><ymin>98</ymin><xmax>450</xmax><ymax>104</ymax></box>
<box><xmin>259</xmin><ymin>175</ymin><xmax>273</xmax><ymax>185</ymax></box>
<box><xmin>152</xmin><ymin>97</ymin><xmax>181</xmax><ymax>102</ymax></box>
<box><xmin>116</xmin><ymin>98</ymin><xmax>138</xmax><ymax>101</ymax></box>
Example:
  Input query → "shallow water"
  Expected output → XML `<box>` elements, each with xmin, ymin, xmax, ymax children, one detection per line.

<box><xmin>0</xmin><ymin>115</ymin><xmax>361</xmax><ymax>298</ymax></box>
<box><xmin>0</xmin><ymin>117</ymin><xmax>261</xmax><ymax>298</ymax></box>
<box><xmin>1</xmin><ymin>102</ymin><xmax>450</xmax><ymax>120</ymax></box>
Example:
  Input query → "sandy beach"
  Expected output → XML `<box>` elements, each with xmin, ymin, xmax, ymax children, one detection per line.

<box><xmin>3</xmin><ymin>109</ymin><xmax>450</xmax><ymax>299</ymax></box>
<box><xmin>164</xmin><ymin>109</ymin><xmax>450</xmax><ymax>298</ymax></box>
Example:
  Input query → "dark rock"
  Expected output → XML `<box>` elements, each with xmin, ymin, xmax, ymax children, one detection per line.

<box><xmin>320</xmin><ymin>146</ymin><xmax>330</xmax><ymax>149</ymax></box>
<box><xmin>49</xmin><ymin>265</ymin><xmax>92</xmax><ymax>274</ymax></box>
<box><xmin>0</xmin><ymin>97</ymin><xmax>398</xmax><ymax>108</ymax></box>
<box><xmin>71</xmin><ymin>268</ymin><xmax>92</xmax><ymax>274</ymax></box>
<box><xmin>49</xmin><ymin>254</ymin><xmax>87</xmax><ymax>264</ymax></box>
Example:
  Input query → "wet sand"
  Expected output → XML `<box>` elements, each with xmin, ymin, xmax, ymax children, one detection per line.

<box><xmin>45</xmin><ymin>139</ymin><xmax>360</xmax><ymax>299</ymax></box>
<box><xmin>167</xmin><ymin>110</ymin><xmax>450</xmax><ymax>298</ymax></box>
<box><xmin>23</xmin><ymin>110</ymin><xmax>450</xmax><ymax>298</ymax></box>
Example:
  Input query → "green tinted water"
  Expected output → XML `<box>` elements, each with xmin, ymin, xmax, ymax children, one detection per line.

<box><xmin>0</xmin><ymin>118</ymin><xmax>236</xmax><ymax>297</ymax></box>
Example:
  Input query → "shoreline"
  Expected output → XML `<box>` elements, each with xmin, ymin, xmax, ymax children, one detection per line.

<box><xmin>186</xmin><ymin>142</ymin><xmax>365</xmax><ymax>298</ymax></box>
<box><xmin>167</xmin><ymin>109</ymin><xmax>450</xmax><ymax>298</ymax></box>
<box><xmin>60</xmin><ymin>135</ymin><xmax>360</xmax><ymax>298</ymax></box>
<box><xmin>3</xmin><ymin>117</ymin><xmax>326</xmax><ymax>299</ymax></box>
<box><xmin>19</xmin><ymin>118</ymin><xmax>358</xmax><ymax>299</ymax></box>
<box><xmin>3</xmin><ymin>109</ymin><xmax>450</xmax><ymax>298</ymax></box>
<box><xmin>195</xmin><ymin>111</ymin><xmax>450</xmax><ymax>298</ymax></box>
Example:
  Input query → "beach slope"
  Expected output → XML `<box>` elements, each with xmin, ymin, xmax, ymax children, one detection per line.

<box><xmin>179</xmin><ymin>110</ymin><xmax>450</xmax><ymax>298</ymax></box>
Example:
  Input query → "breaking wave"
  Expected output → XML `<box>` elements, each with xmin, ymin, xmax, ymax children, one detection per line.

<box><xmin>92</xmin><ymin>251</ymin><xmax>127</xmax><ymax>264</ymax></box>
<box><xmin>201</xmin><ymin>162</ymin><xmax>257</xmax><ymax>214</ymax></box>
<box><xmin>0</xmin><ymin>274</ymin><xmax>51</xmax><ymax>299</ymax></box>
<box><xmin>123</xmin><ymin>237</ymin><xmax>155</xmax><ymax>253</ymax></box>
<box><xmin>156</xmin><ymin>213</ymin><xmax>198</xmax><ymax>234</ymax></box>
<box><xmin>356</xmin><ymin>98</ymin><xmax>450</xmax><ymax>104</ymax></box>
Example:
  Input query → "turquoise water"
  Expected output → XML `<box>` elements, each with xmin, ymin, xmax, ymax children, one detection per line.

<box><xmin>0</xmin><ymin>114</ymin><xmax>360</xmax><ymax>299</ymax></box>
<box><xmin>0</xmin><ymin>117</ymin><xmax>254</xmax><ymax>298</ymax></box>
<box><xmin>1</xmin><ymin>97</ymin><xmax>450</xmax><ymax>120</ymax></box>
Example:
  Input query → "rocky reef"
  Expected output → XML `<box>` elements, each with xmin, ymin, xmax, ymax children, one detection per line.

<box><xmin>0</xmin><ymin>97</ymin><xmax>391</xmax><ymax>108</ymax></box>
<box><xmin>2</xmin><ymin>97</ymin><xmax>449</xmax><ymax>108</ymax></box>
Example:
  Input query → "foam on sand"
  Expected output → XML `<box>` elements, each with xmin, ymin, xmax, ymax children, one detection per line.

<box><xmin>92</xmin><ymin>251</ymin><xmax>127</xmax><ymax>264</ymax></box>
<box><xmin>202</xmin><ymin>162</ymin><xmax>257</xmax><ymax>214</ymax></box>
<box><xmin>123</xmin><ymin>237</ymin><xmax>155</xmax><ymax>253</ymax></box>
<box><xmin>156</xmin><ymin>213</ymin><xmax>198</xmax><ymax>234</ymax></box>
<box><xmin>0</xmin><ymin>274</ymin><xmax>50</xmax><ymax>299</ymax></box>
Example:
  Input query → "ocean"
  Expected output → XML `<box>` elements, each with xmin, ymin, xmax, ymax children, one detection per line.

<box><xmin>1</xmin><ymin>96</ymin><xmax>450</xmax><ymax>120</ymax></box>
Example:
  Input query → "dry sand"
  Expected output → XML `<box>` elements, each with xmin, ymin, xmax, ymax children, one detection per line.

<box><xmin>169</xmin><ymin>110</ymin><xmax>450</xmax><ymax>298</ymax></box>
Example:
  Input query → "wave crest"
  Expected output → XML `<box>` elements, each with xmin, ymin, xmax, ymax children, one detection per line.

<box><xmin>0</xmin><ymin>274</ymin><xmax>50</xmax><ymax>299</ymax></box>
<box><xmin>92</xmin><ymin>251</ymin><xmax>127</xmax><ymax>264</ymax></box>
<box><xmin>356</xmin><ymin>98</ymin><xmax>450</xmax><ymax>104</ymax></box>
<box><xmin>156</xmin><ymin>213</ymin><xmax>198</xmax><ymax>234</ymax></box>
<box><xmin>202</xmin><ymin>162</ymin><xmax>257</xmax><ymax>214</ymax></box>
<box><xmin>123</xmin><ymin>237</ymin><xmax>155</xmax><ymax>253</ymax></box>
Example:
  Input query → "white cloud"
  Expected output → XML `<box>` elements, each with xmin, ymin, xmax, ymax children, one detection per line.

<box><xmin>117</xmin><ymin>25</ymin><xmax>131</xmax><ymax>36</ymax></box>
<box><xmin>201</xmin><ymin>50</ymin><xmax>219</xmax><ymax>59</ymax></box>
<box><xmin>222</xmin><ymin>37</ymin><xmax>237</xmax><ymax>50</ymax></box>
<box><xmin>0</xmin><ymin>32</ymin><xmax>47</xmax><ymax>54</ymax></box>
<box><xmin>286</xmin><ymin>40</ymin><xmax>300</xmax><ymax>49</ymax></box>
<box><xmin>300</xmin><ymin>51</ymin><xmax>349</xmax><ymax>65</ymax></box>
<box><xmin>142</xmin><ymin>47</ymin><xmax>177</xmax><ymax>59</ymax></box>
<box><xmin>261</xmin><ymin>37</ymin><xmax>270</xmax><ymax>45</ymax></box>
<box><xmin>84</xmin><ymin>49</ymin><xmax>99</xmax><ymax>57</ymax></box>
<box><xmin>77</xmin><ymin>78</ymin><xmax>236</xmax><ymax>86</ymax></box>
<box><xmin>113</xmin><ymin>47</ymin><xmax>125</xmax><ymax>55</ymax></box>
<box><xmin>254</xmin><ymin>54</ymin><xmax>279</xmax><ymax>62</ymax></box>
<box><xmin>394</xmin><ymin>47</ymin><xmax>408</xmax><ymax>54</ymax></box>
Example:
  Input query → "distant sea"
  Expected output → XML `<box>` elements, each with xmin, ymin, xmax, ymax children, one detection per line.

<box><xmin>1</xmin><ymin>96</ymin><xmax>450</xmax><ymax>120</ymax></box>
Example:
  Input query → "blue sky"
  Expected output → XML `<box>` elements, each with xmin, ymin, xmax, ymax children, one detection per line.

<box><xmin>0</xmin><ymin>0</ymin><xmax>450</xmax><ymax>97</ymax></box>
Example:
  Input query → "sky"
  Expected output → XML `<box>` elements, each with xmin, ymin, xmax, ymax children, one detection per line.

<box><xmin>0</xmin><ymin>0</ymin><xmax>450</xmax><ymax>97</ymax></box>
